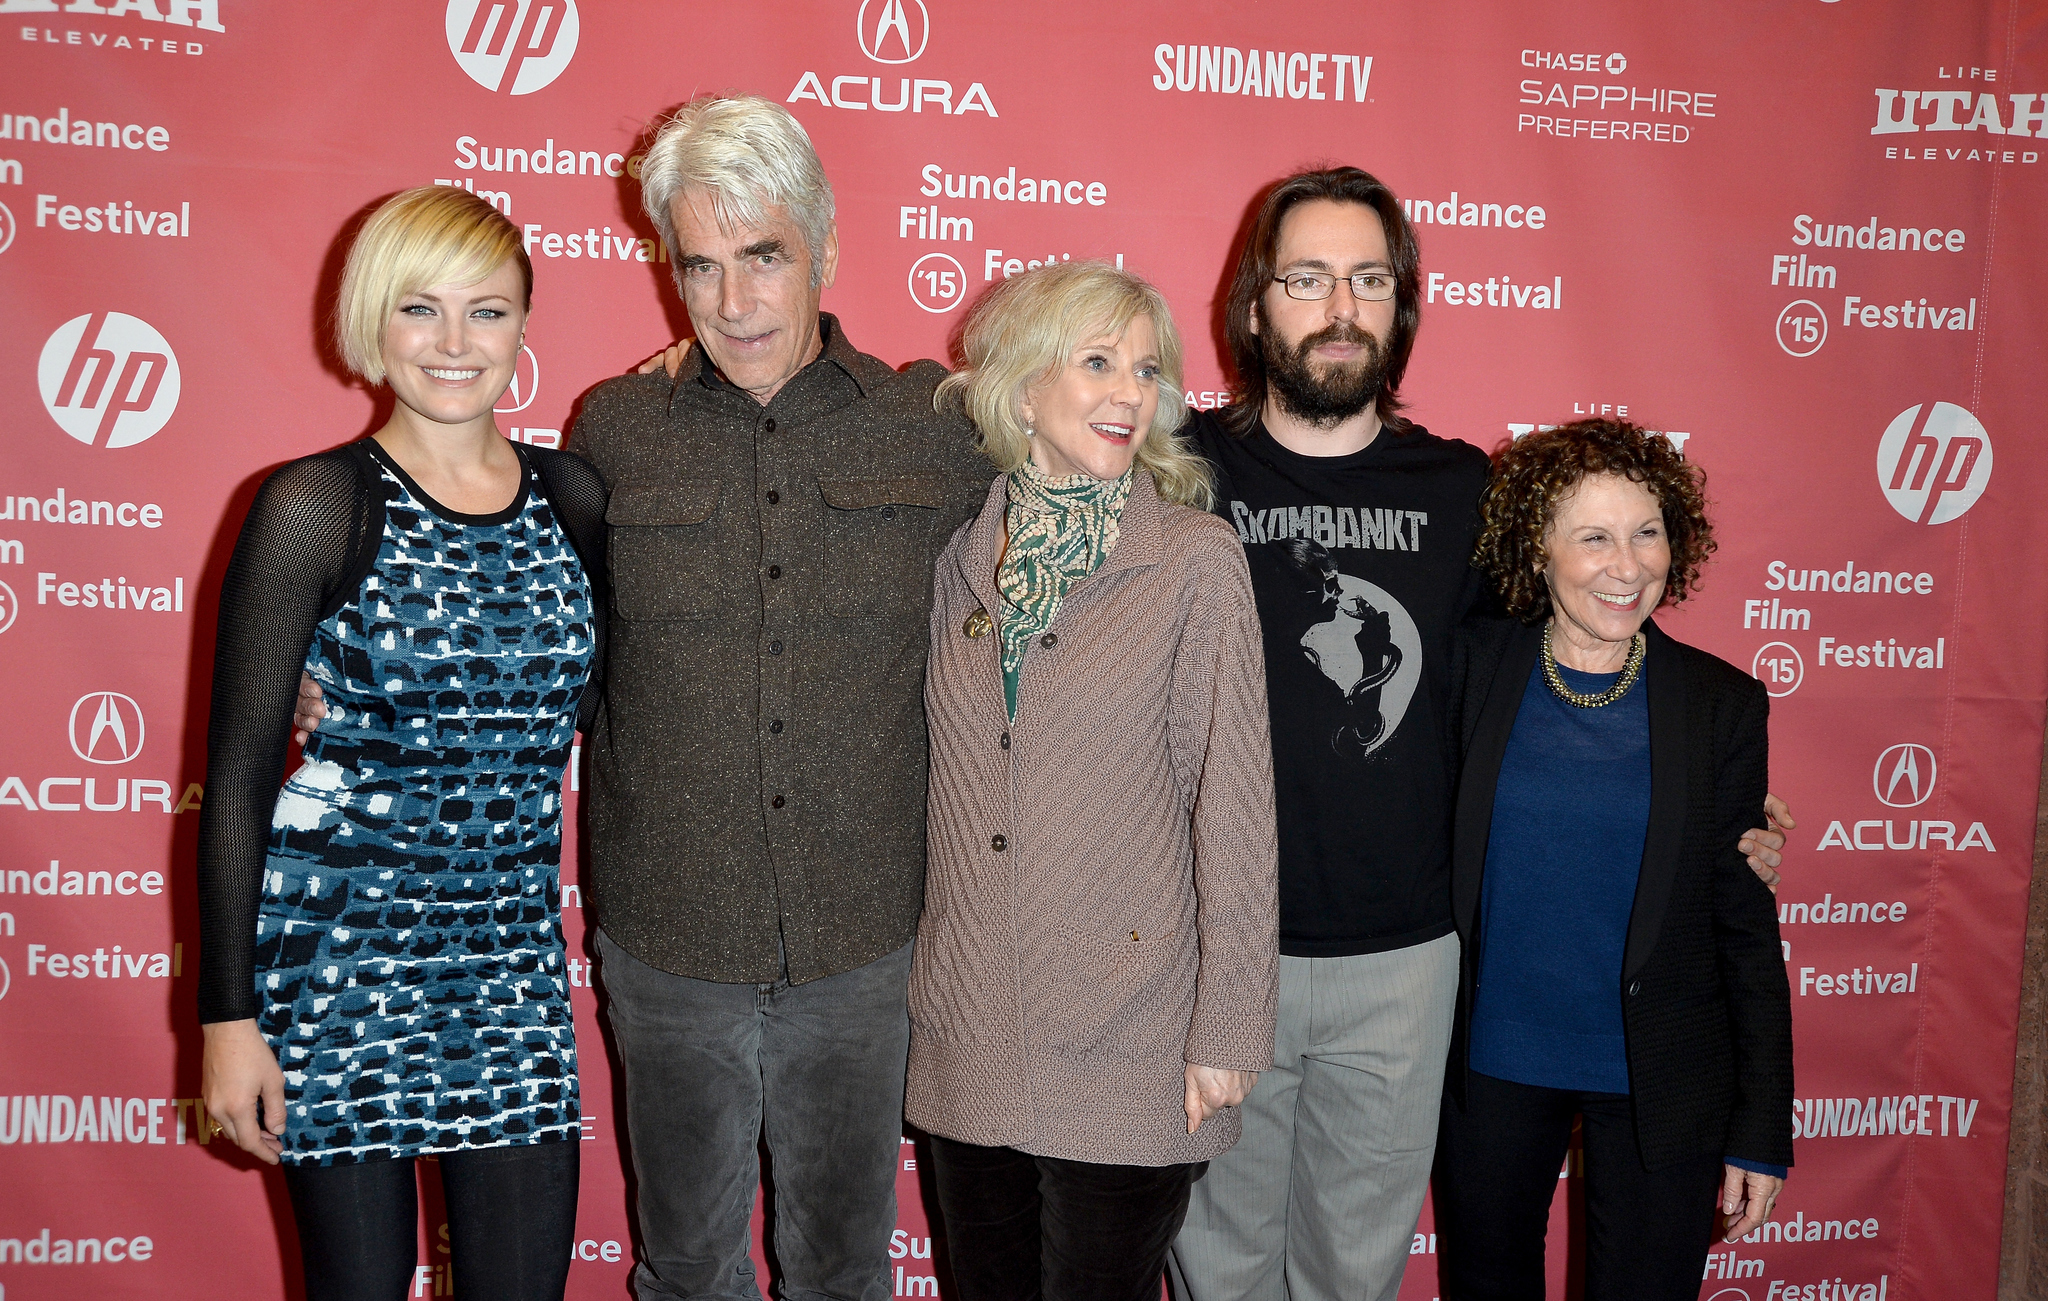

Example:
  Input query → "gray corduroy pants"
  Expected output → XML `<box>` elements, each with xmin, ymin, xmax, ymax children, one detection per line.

<box><xmin>1166</xmin><ymin>934</ymin><xmax>1459</xmax><ymax>1301</ymax></box>
<box><xmin>597</xmin><ymin>929</ymin><xmax>913</xmax><ymax>1301</ymax></box>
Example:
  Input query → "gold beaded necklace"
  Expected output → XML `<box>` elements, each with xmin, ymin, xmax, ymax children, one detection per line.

<box><xmin>1541</xmin><ymin>621</ymin><xmax>1645</xmax><ymax>709</ymax></box>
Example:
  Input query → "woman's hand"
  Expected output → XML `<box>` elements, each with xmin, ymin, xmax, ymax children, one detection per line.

<box><xmin>202</xmin><ymin>1019</ymin><xmax>287</xmax><ymax>1164</ymax></box>
<box><xmin>1720</xmin><ymin>1164</ymin><xmax>1783</xmax><ymax>1242</ymax></box>
<box><xmin>1184</xmin><ymin>1065</ymin><xmax>1258</xmax><ymax>1134</ymax></box>
<box><xmin>634</xmin><ymin>341</ymin><xmax>690</xmax><ymax>378</ymax></box>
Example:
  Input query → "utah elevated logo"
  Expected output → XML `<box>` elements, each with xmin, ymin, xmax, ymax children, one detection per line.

<box><xmin>446</xmin><ymin>0</ymin><xmax>579</xmax><ymax>95</ymax></box>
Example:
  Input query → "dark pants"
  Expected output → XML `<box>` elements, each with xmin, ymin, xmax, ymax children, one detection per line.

<box><xmin>597</xmin><ymin>929</ymin><xmax>912</xmax><ymax>1301</ymax></box>
<box><xmin>1433</xmin><ymin>1071</ymin><xmax>1722</xmax><ymax>1301</ymax></box>
<box><xmin>928</xmin><ymin>1134</ymin><xmax>1199</xmax><ymax>1301</ymax></box>
<box><xmin>282</xmin><ymin>1139</ymin><xmax>578</xmax><ymax>1301</ymax></box>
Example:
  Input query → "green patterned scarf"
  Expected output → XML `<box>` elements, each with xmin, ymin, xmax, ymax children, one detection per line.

<box><xmin>997</xmin><ymin>461</ymin><xmax>1133</xmax><ymax>697</ymax></box>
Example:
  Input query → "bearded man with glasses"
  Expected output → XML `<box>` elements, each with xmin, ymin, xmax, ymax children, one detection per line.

<box><xmin>1165</xmin><ymin>167</ymin><xmax>1794</xmax><ymax>1301</ymax></box>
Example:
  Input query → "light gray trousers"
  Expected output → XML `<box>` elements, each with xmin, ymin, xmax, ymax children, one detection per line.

<box><xmin>1166</xmin><ymin>932</ymin><xmax>1459</xmax><ymax>1301</ymax></box>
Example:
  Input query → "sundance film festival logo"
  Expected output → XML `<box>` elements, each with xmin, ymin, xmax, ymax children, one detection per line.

<box><xmin>70</xmin><ymin>692</ymin><xmax>143</xmax><ymax>765</ymax></box>
<box><xmin>1875</xmin><ymin>743</ymin><xmax>1935</xmax><ymax>808</ymax></box>
<box><xmin>859</xmin><ymin>0</ymin><xmax>928</xmax><ymax>63</ymax></box>
<box><xmin>446</xmin><ymin>0</ymin><xmax>579</xmax><ymax>95</ymax></box>
<box><xmin>494</xmin><ymin>344</ymin><xmax>539</xmax><ymax>413</ymax></box>
<box><xmin>0</xmin><ymin>199</ymin><xmax>15</xmax><ymax>254</ymax></box>
<box><xmin>1877</xmin><ymin>401</ymin><xmax>1991</xmax><ymax>525</ymax></box>
<box><xmin>0</xmin><ymin>579</ymin><xmax>18</xmax><ymax>635</ymax></box>
<box><xmin>37</xmin><ymin>312</ymin><xmax>181</xmax><ymax>449</ymax></box>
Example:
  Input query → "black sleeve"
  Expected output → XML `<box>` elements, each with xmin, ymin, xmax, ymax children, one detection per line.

<box><xmin>195</xmin><ymin>453</ymin><xmax>367</xmax><ymax>1024</ymax></box>
<box><xmin>530</xmin><ymin>447</ymin><xmax>611</xmax><ymax>732</ymax></box>
<box><xmin>1711</xmin><ymin>679</ymin><xmax>1796</xmax><ymax>1167</ymax></box>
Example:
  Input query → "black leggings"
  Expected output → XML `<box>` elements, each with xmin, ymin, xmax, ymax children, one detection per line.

<box><xmin>1433</xmin><ymin>1071</ymin><xmax>1723</xmax><ymax>1301</ymax></box>
<box><xmin>928</xmin><ymin>1133</ymin><xmax>1198</xmax><ymax>1301</ymax></box>
<box><xmin>282</xmin><ymin>1140</ymin><xmax>579</xmax><ymax>1301</ymax></box>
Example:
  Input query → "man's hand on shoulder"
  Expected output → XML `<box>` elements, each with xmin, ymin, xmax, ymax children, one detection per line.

<box><xmin>634</xmin><ymin>340</ymin><xmax>691</xmax><ymax>378</ymax></box>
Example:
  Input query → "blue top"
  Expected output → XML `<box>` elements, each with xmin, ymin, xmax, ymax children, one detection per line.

<box><xmin>1470</xmin><ymin>658</ymin><xmax>1650</xmax><ymax>1094</ymax></box>
<box><xmin>1468</xmin><ymin>656</ymin><xmax>1787</xmax><ymax>1179</ymax></box>
<box><xmin>256</xmin><ymin>450</ymin><xmax>592</xmax><ymax>1166</ymax></box>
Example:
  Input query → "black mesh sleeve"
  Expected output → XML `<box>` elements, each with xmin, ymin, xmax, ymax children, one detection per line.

<box><xmin>195</xmin><ymin>451</ymin><xmax>369</xmax><ymax>1024</ymax></box>
<box><xmin>531</xmin><ymin>447</ymin><xmax>611</xmax><ymax>732</ymax></box>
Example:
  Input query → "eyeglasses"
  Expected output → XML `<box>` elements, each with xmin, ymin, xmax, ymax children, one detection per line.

<box><xmin>1273</xmin><ymin>271</ymin><xmax>1397</xmax><ymax>302</ymax></box>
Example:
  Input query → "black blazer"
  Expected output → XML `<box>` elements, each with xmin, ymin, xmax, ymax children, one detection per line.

<box><xmin>1444</xmin><ymin>615</ymin><xmax>1794</xmax><ymax>1171</ymax></box>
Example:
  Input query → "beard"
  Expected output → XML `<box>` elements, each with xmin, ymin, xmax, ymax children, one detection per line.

<box><xmin>1260</xmin><ymin>315</ymin><xmax>1389</xmax><ymax>428</ymax></box>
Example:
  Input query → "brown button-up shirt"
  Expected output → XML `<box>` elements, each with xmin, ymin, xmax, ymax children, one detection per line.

<box><xmin>569</xmin><ymin>316</ymin><xmax>993</xmax><ymax>983</ymax></box>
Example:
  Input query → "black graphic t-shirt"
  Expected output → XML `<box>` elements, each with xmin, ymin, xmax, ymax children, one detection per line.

<box><xmin>1190</xmin><ymin>409</ymin><xmax>1491</xmax><ymax>956</ymax></box>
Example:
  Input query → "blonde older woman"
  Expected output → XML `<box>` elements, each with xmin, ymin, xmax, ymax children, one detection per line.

<box><xmin>909</xmin><ymin>262</ymin><xmax>1279</xmax><ymax>1301</ymax></box>
<box><xmin>196</xmin><ymin>186</ymin><xmax>606</xmax><ymax>1301</ymax></box>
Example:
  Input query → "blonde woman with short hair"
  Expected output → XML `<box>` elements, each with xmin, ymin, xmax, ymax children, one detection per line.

<box><xmin>195</xmin><ymin>185</ymin><xmax>607</xmax><ymax>1301</ymax></box>
<box><xmin>910</xmin><ymin>262</ymin><xmax>1279</xmax><ymax>1300</ymax></box>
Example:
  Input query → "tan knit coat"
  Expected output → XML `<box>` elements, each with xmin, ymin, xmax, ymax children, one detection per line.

<box><xmin>906</xmin><ymin>471</ymin><xmax>1279</xmax><ymax>1166</ymax></box>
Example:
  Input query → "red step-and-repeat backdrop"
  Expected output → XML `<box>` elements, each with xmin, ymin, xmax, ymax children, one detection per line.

<box><xmin>4</xmin><ymin>1</ymin><xmax>2045</xmax><ymax>1297</ymax></box>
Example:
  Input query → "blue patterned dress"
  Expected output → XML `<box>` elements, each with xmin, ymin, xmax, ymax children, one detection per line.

<box><xmin>254</xmin><ymin>449</ymin><xmax>591</xmax><ymax>1165</ymax></box>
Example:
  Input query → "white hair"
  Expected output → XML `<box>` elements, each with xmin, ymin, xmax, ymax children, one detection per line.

<box><xmin>639</xmin><ymin>95</ymin><xmax>836</xmax><ymax>289</ymax></box>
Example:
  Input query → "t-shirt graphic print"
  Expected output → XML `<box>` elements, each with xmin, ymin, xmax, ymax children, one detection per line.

<box><xmin>1189</xmin><ymin>409</ymin><xmax>1490</xmax><ymax>957</ymax></box>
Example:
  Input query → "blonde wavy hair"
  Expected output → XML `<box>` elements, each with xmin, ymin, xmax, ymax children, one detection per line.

<box><xmin>335</xmin><ymin>186</ymin><xmax>530</xmax><ymax>384</ymax></box>
<box><xmin>937</xmin><ymin>262</ymin><xmax>1213</xmax><ymax>510</ymax></box>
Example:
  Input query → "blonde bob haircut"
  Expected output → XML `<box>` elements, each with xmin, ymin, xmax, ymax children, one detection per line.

<box><xmin>937</xmin><ymin>262</ymin><xmax>1212</xmax><ymax>510</ymax></box>
<box><xmin>638</xmin><ymin>95</ymin><xmax>836</xmax><ymax>291</ymax></box>
<box><xmin>335</xmin><ymin>186</ymin><xmax>532</xmax><ymax>384</ymax></box>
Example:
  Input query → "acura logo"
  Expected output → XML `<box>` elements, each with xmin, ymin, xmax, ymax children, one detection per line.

<box><xmin>69</xmin><ymin>692</ymin><xmax>145</xmax><ymax>765</ymax></box>
<box><xmin>494</xmin><ymin>344</ymin><xmax>540</xmax><ymax>413</ymax></box>
<box><xmin>1874</xmin><ymin>743</ymin><xmax>1936</xmax><ymax>808</ymax></box>
<box><xmin>858</xmin><ymin>0</ymin><xmax>928</xmax><ymax>63</ymax></box>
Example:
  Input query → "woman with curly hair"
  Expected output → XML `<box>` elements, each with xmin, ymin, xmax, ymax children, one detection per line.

<box><xmin>1431</xmin><ymin>419</ymin><xmax>1792</xmax><ymax>1299</ymax></box>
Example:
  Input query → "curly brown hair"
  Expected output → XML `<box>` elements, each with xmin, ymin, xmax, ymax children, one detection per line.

<box><xmin>1475</xmin><ymin>418</ymin><xmax>1716</xmax><ymax>623</ymax></box>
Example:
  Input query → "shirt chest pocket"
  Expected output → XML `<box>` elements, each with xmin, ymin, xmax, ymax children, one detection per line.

<box><xmin>816</xmin><ymin>477</ymin><xmax>947</xmax><ymax>618</ymax></box>
<box><xmin>606</xmin><ymin>480</ymin><xmax>726</xmax><ymax>620</ymax></box>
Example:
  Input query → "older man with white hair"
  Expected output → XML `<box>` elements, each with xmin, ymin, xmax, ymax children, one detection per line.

<box><xmin>571</xmin><ymin>96</ymin><xmax>992</xmax><ymax>1301</ymax></box>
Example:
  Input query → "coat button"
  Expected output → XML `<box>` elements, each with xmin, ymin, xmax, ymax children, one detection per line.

<box><xmin>1041</xmin><ymin>633</ymin><xmax>1058</xmax><ymax>648</ymax></box>
<box><xmin>766</xmin><ymin>490</ymin><xmax>780</xmax><ymax>505</ymax></box>
<box><xmin>763</xmin><ymin>418</ymin><xmax>778</xmax><ymax>434</ymax></box>
<box><xmin>769</xmin><ymin>719</ymin><xmax>784</xmax><ymax>734</ymax></box>
<box><xmin>772</xmin><ymin>795</ymin><xmax>786</xmax><ymax>809</ymax></box>
<box><xmin>881</xmin><ymin>506</ymin><xmax>897</xmax><ymax>521</ymax></box>
<box><xmin>991</xmin><ymin>834</ymin><xmax>1007</xmax><ymax>852</ymax></box>
<box><xmin>769</xmin><ymin>640</ymin><xmax>784</xmax><ymax>655</ymax></box>
<box><xmin>767</xmin><ymin>565</ymin><xmax>781</xmax><ymax>579</ymax></box>
<box><xmin>1627</xmin><ymin>981</ymin><xmax>1641</xmax><ymax>997</ymax></box>
<box><xmin>963</xmin><ymin>609</ymin><xmax>992</xmax><ymax>639</ymax></box>
<box><xmin>999</xmin><ymin>732</ymin><xmax>1010</xmax><ymax>750</ymax></box>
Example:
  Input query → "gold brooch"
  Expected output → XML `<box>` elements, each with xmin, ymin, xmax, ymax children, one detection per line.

<box><xmin>963</xmin><ymin>609</ymin><xmax>992</xmax><ymax>639</ymax></box>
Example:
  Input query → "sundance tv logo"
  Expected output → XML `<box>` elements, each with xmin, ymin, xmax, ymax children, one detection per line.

<box><xmin>70</xmin><ymin>692</ymin><xmax>143</xmax><ymax>765</ymax></box>
<box><xmin>37</xmin><ymin>312</ymin><xmax>180</xmax><ymax>449</ymax></box>
<box><xmin>858</xmin><ymin>0</ymin><xmax>927</xmax><ymax>63</ymax></box>
<box><xmin>446</xmin><ymin>0</ymin><xmax>579</xmax><ymax>95</ymax></box>
<box><xmin>1877</xmin><ymin>401</ymin><xmax>1990</xmax><ymax>525</ymax></box>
